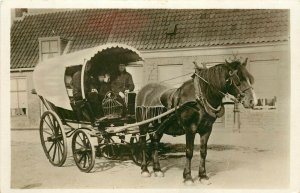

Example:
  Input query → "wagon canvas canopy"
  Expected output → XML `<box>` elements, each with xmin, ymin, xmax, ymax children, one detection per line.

<box><xmin>33</xmin><ymin>43</ymin><xmax>144</xmax><ymax>110</ymax></box>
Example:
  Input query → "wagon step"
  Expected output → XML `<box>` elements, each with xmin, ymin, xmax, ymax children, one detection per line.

<box><xmin>105</xmin><ymin>107</ymin><xmax>176</xmax><ymax>134</ymax></box>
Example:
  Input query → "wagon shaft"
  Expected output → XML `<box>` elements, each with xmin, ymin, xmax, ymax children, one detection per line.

<box><xmin>105</xmin><ymin>107</ymin><xmax>176</xmax><ymax>133</ymax></box>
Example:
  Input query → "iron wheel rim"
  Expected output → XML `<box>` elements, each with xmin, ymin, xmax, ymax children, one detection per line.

<box><xmin>39</xmin><ymin>110</ymin><xmax>67</xmax><ymax>167</ymax></box>
<box><xmin>72</xmin><ymin>129</ymin><xmax>95</xmax><ymax>172</ymax></box>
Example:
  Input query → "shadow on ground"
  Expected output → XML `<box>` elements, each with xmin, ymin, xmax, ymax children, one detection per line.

<box><xmin>61</xmin><ymin>143</ymin><xmax>268</xmax><ymax>173</ymax></box>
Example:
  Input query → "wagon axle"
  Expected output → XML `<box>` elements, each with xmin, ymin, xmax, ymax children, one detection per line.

<box><xmin>46</xmin><ymin>135</ymin><xmax>63</xmax><ymax>142</ymax></box>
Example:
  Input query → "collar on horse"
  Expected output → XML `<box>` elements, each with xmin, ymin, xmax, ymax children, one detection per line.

<box><xmin>193</xmin><ymin>74</ymin><xmax>225</xmax><ymax>118</ymax></box>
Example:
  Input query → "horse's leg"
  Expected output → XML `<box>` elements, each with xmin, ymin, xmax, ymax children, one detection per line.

<box><xmin>150</xmin><ymin>130</ymin><xmax>164</xmax><ymax>177</ymax></box>
<box><xmin>140</xmin><ymin>125</ymin><xmax>150</xmax><ymax>177</ymax></box>
<box><xmin>183</xmin><ymin>130</ymin><xmax>196</xmax><ymax>184</ymax></box>
<box><xmin>199</xmin><ymin>127</ymin><xmax>212</xmax><ymax>185</ymax></box>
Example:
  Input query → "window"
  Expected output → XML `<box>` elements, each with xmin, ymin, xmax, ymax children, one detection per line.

<box><xmin>11</xmin><ymin>77</ymin><xmax>28</xmax><ymax>116</ymax></box>
<box><xmin>253</xmin><ymin>96</ymin><xmax>277</xmax><ymax>110</ymax></box>
<box><xmin>158</xmin><ymin>64</ymin><xmax>183</xmax><ymax>88</ymax></box>
<box><xmin>166</xmin><ymin>22</ymin><xmax>178</xmax><ymax>35</ymax></box>
<box><xmin>126</xmin><ymin>65</ymin><xmax>144</xmax><ymax>91</ymax></box>
<box><xmin>39</xmin><ymin>37</ymin><xmax>61</xmax><ymax>62</ymax></box>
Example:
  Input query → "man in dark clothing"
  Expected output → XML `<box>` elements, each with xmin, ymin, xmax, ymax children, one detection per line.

<box><xmin>111</xmin><ymin>63</ymin><xmax>135</xmax><ymax>116</ymax></box>
<box><xmin>111</xmin><ymin>63</ymin><xmax>135</xmax><ymax>96</ymax></box>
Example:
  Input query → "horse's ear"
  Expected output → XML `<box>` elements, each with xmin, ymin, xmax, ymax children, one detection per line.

<box><xmin>225</xmin><ymin>59</ymin><xmax>235</xmax><ymax>70</ymax></box>
<box><xmin>225</xmin><ymin>59</ymin><xmax>229</xmax><ymax>65</ymax></box>
<box><xmin>242</xmin><ymin>58</ymin><xmax>248</xmax><ymax>67</ymax></box>
<box><xmin>193</xmin><ymin>61</ymin><xmax>199</xmax><ymax>69</ymax></box>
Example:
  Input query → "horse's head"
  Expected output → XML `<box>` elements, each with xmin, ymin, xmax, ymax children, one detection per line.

<box><xmin>225</xmin><ymin>58</ymin><xmax>257</xmax><ymax>108</ymax></box>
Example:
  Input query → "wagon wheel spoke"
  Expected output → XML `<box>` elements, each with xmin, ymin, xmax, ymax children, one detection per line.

<box><xmin>78</xmin><ymin>133</ymin><xmax>85</xmax><ymax>145</ymax></box>
<box><xmin>86</xmin><ymin>154</ymin><xmax>90</xmax><ymax>168</ymax></box>
<box><xmin>55</xmin><ymin>120</ymin><xmax>62</xmax><ymax>134</ymax></box>
<box><xmin>45</xmin><ymin>116</ymin><xmax>56</xmax><ymax>136</ymax></box>
<box><xmin>58</xmin><ymin>139</ymin><xmax>64</xmax><ymax>147</ymax></box>
<box><xmin>47</xmin><ymin>142</ymin><xmax>55</xmax><ymax>154</ymax></box>
<box><xmin>81</xmin><ymin>134</ymin><xmax>87</xmax><ymax>146</ymax></box>
<box><xmin>43</xmin><ymin>129</ymin><xmax>52</xmax><ymax>136</ymax></box>
<box><xmin>78</xmin><ymin>153</ymin><xmax>85</xmax><ymax>164</ymax></box>
<box><xmin>46</xmin><ymin>115</ymin><xmax>55</xmax><ymax>130</ymax></box>
<box><xmin>87</xmin><ymin>153</ymin><xmax>92</xmax><ymax>166</ymax></box>
<box><xmin>83</xmin><ymin>154</ymin><xmax>87</xmax><ymax>168</ymax></box>
<box><xmin>54</xmin><ymin>119</ymin><xmax>59</xmax><ymax>130</ymax></box>
<box><xmin>84</xmin><ymin>135</ymin><xmax>89</xmax><ymax>147</ymax></box>
<box><xmin>43</xmin><ymin>119</ymin><xmax>54</xmax><ymax>132</ymax></box>
<box><xmin>57</xmin><ymin>141</ymin><xmax>64</xmax><ymax>161</ymax></box>
<box><xmin>52</xmin><ymin>116</ymin><xmax>60</xmax><ymax>134</ymax></box>
<box><xmin>52</xmin><ymin>143</ymin><xmax>57</xmax><ymax>162</ymax></box>
<box><xmin>57</xmin><ymin>142</ymin><xmax>61</xmax><ymax>162</ymax></box>
<box><xmin>76</xmin><ymin>141</ymin><xmax>85</xmax><ymax>148</ymax></box>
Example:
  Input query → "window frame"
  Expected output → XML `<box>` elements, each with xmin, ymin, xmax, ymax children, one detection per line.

<box><xmin>38</xmin><ymin>36</ymin><xmax>61</xmax><ymax>62</ymax></box>
<box><xmin>253</xmin><ymin>97</ymin><xmax>277</xmax><ymax>111</ymax></box>
<box><xmin>10</xmin><ymin>77</ymin><xmax>28</xmax><ymax>117</ymax></box>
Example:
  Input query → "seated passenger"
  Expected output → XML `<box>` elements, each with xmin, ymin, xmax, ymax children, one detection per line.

<box><xmin>96</xmin><ymin>73</ymin><xmax>111</xmax><ymax>117</ymax></box>
<box><xmin>97</xmin><ymin>73</ymin><xmax>111</xmax><ymax>100</ymax></box>
<box><xmin>71</xmin><ymin>70</ymin><xmax>82</xmax><ymax>101</ymax></box>
<box><xmin>71</xmin><ymin>62</ymin><xmax>101</xmax><ymax>120</ymax></box>
<box><xmin>111</xmin><ymin>63</ymin><xmax>135</xmax><ymax>98</ymax></box>
<box><xmin>111</xmin><ymin>63</ymin><xmax>135</xmax><ymax>116</ymax></box>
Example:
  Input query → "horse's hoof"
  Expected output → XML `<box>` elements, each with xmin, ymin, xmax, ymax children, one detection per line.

<box><xmin>154</xmin><ymin>171</ymin><xmax>164</xmax><ymax>177</ymax></box>
<box><xmin>199</xmin><ymin>178</ymin><xmax>211</xmax><ymax>185</ymax></box>
<box><xmin>141</xmin><ymin>171</ymin><xmax>151</xmax><ymax>177</ymax></box>
<box><xmin>184</xmin><ymin>179</ymin><xmax>194</xmax><ymax>185</ymax></box>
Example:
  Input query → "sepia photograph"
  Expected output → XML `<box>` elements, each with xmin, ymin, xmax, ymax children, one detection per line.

<box><xmin>1</xmin><ymin>1</ymin><xmax>299</xmax><ymax>191</ymax></box>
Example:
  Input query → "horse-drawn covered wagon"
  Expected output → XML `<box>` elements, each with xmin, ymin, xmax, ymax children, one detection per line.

<box><xmin>33</xmin><ymin>43</ymin><xmax>156</xmax><ymax>172</ymax></box>
<box><xmin>33</xmin><ymin>43</ymin><xmax>257</xmax><ymax>184</ymax></box>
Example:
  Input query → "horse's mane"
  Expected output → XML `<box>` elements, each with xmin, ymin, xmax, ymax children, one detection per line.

<box><xmin>198</xmin><ymin>64</ymin><xmax>227</xmax><ymax>90</ymax></box>
<box><xmin>192</xmin><ymin>62</ymin><xmax>254</xmax><ymax>88</ymax></box>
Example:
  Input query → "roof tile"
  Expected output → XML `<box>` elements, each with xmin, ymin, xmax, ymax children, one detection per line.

<box><xmin>11</xmin><ymin>9</ymin><xmax>289</xmax><ymax>69</ymax></box>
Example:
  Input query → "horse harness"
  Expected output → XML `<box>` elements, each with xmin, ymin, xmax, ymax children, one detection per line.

<box><xmin>148</xmin><ymin>67</ymin><xmax>253</xmax><ymax>136</ymax></box>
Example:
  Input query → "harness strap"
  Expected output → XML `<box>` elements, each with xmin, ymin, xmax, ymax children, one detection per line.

<box><xmin>173</xmin><ymin>88</ymin><xmax>185</xmax><ymax>131</ymax></box>
<box><xmin>193</xmin><ymin>72</ymin><xmax>225</xmax><ymax>118</ymax></box>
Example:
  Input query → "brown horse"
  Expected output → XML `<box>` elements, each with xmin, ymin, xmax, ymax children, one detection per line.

<box><xmin>135</xmin><ymin>58</ymin><xmax>257</xmax><ymax>184</ymax></box>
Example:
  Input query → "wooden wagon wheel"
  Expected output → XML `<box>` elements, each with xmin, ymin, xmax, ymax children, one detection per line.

<box><xmin>130</xmin><ymin>133</ymin><xmax>151</xmax><ymax>166</ymax></box>
<box><xmin>39</xmin><ymin>110</ymin><xmax>68</xmax><ymax>167</ymax></box>
<box><xmin>71</xmin><ymin>129</ymin><xmax>96</xmax><ymax>173</ymax></box>
<box><xmin>100</xmin><ymin>136</ymin><xmax>120</xmax><ymax>160</ymax></box>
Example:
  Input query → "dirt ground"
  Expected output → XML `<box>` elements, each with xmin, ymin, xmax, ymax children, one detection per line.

<box><xmin>11</xmin><ymin>127</ymin><xmax>289</xmax><ymax>189</ymax></box>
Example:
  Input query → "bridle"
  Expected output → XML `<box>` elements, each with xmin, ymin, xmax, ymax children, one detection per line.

<box><xmin>225</xmin><ymin>70</ymin><xmax>253</xmax><ymax>102</ymax></box>
<box><xmin>193</xmin><ymin>68</ymin><xmax>252</xmax><ymax>103</ymax></box>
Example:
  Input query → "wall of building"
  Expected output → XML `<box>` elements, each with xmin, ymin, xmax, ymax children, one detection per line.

<box><xmin>11</xmin><ymin>71</ymin><xmax>41</xmax><ymax>129</ymax></box>
<box><xmin>142</xmin><ymin>42</ymin><xmax>290</xmax><ymax>131</ymax></box>
<box><xmin>10</xmin><ymin>42</ymin><xmax>290</xmax><ymax>131</ymax></box>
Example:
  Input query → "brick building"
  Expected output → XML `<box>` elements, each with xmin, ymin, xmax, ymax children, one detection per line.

<box><xmin>10</xmin><ymin>9</ymin><xmax>289</xmax><ymax>130</ymax></box>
